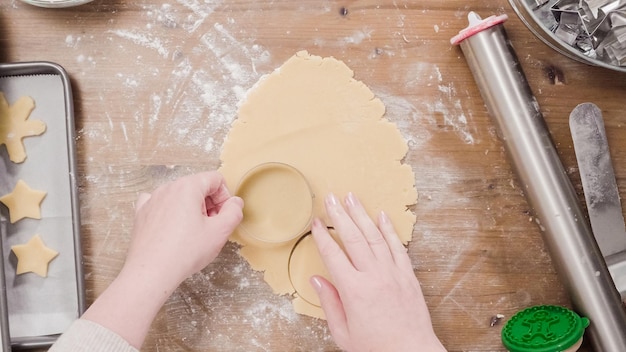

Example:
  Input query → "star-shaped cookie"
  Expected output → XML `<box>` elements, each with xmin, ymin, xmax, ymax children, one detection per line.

<box><xmin>0</xmin><ymin>180</ymin><xmax>47</xmax><ymax>223</ymax></box>
<box><xmin>11</xmin><ymin>234</ymin><xmax>58</xmax><ymax>277</ymax></box>
<box><xmin>0</xmin><ymin>92</ymin><xmax>46</xmax><ymax>163</ymax></box>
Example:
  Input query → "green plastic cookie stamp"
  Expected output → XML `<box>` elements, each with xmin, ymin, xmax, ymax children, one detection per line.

<box><xmin>501</xmin><ymin>305</ymin><xmax>590</xmax><ymax>352</ymax></box>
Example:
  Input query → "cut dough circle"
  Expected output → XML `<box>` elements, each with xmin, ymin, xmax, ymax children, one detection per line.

<box><xmin>235</xmin><ymin>162</ymin><xmax>313</xmax><ymax>246</ymax></box>
<box><xmin>288</xmin><ymin>234</ymin><xmax>331</xmax><ymax>308</ymax></box>
<box><xmin>219</xmin><ymin>51</ymin><xmax>417</xmax><ymax>318</ymax></box>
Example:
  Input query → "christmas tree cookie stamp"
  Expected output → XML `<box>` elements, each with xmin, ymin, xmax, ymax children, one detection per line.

<box><xmin>0</xmin><ymin>92</ymin><xmax>46</xmax><ymax>163</ymax></box>
<box><xmin>11</xmin><ymin>234</ymin><xmax>58</xmax><ymax>277</ymax></box>
<box><xmin>0</xmin><ymin>180</ymin><xmax>47</xmax><ymax>223</ymax></box>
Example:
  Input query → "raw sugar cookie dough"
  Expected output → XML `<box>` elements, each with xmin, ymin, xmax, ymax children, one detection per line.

<box><xmin>0</xmin><ymin>179</ymin><xmax>47</xmax><ymax>224</ymax></box>
<box><xmin>11</xmin><ymin>234</ymin><xmax>59</xmax><ymax>278</ymax></box>
<box><xmin>0</xmin><ymin>93</ymin><xmax>47</xmax><ymax>163</ymax></box>
<box><xmin>219</xmin><ymin>51</ymin><xmax>417</xmax><ymax>318</ymax></box>
<box><xmin>236</xmin><ymin>162</ymin><xmax>314</xmax><ymax>246</ymax></box>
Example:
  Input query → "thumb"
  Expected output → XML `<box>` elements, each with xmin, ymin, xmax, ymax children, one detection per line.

<box><xmin>310</xmin><ymin>275</ymin><xmax>349</xmax><ymax>348</ymax></box>
<box><xmin>206</xmin><ymin>196</ymin><xmax>244</xmax><ymax>238</ymax></box>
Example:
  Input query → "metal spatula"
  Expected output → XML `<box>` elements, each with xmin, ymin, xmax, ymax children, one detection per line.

<box><xmin>570</xmin><ymin>102</ymin><xmax>626</xmax><ymax>296</ymax></box>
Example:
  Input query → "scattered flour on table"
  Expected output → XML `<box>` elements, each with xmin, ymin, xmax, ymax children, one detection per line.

<box><xmin>374</xmin><ymin>91</ymin><xmax>434</xmax><ymax>150</ymax></box>
<box><xmin>384</xmin><ymin>62</ymin><xmax>477</xmax><ymax>145</ymax></box>
<box><xmin>108</xmin><ymin>29</ymin><xmax>170</xmax><ymax>59</ymax></box>
<box><xmin>341</xmin><ymin>28</ymin><xmax>374</xmax><ymax>45</ymax></box>
<box><xmin>374</xmin><ymin>75</ymin><xmax>498</xmax><ymax>333</ymax></box>
<box><xmin>244</xmin><ymin>299</ymin><xmax>298</xmax><ymax>329</ymax></box>
<box><xmin>70</xmin><ymin>1</ymin><xmax>270</xmax><ymax>156</ymax></box>
<box><xmin>427</xmin><ymin>64</ymin><xmax>475</xmax><ymax>144</ymax></box>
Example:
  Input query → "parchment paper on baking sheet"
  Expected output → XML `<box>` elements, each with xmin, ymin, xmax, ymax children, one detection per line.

<box><xmin>0</xmin><ymin>73</ymin><xmax>80</xmax><ymax>339</ymax></box>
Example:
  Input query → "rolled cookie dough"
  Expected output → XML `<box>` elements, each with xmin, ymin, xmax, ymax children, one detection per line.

<box><xmin>219</xmin><ymin>51</ymin><xmax>417</xmax><ymax>318</ymax></box>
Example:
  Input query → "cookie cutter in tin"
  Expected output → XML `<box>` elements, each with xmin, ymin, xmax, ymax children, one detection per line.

<box><xmin>548</xmin><ymin>0</ymin><xmax>626</xmax><ymax>66</ymax></box>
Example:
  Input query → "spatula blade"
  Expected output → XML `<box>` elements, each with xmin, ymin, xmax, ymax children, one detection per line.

<box><xmin>570</xmin><ymin>102</ymin><xmax>626</xmax><ymax>259</ymax></box>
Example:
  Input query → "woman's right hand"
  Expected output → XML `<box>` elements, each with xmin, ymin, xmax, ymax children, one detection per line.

<box><xmin>310</xmin><ymin>192</ymin><xmax>446</xmax><ymax>352</ymax></box>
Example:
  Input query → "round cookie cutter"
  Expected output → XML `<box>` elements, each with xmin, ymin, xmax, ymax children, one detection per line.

<box><xmin>287</xmin><ymin>231</ymin><xmax>334</xmax><ymax>308</ymax></box>
<box><xmin>235</xmin><ymin>162</ymin><xmax>314</xmax><ymax>247</ymax></box>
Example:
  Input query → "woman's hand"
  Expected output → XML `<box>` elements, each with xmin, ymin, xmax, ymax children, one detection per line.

<box><xmin>82</xmin><ymin>171</ymin><xmax>243</xmax><ymax>349</ymax></box>
<box><xmin>310</xmin><ymin>193</ymin><xmax>445</xmax><ymax>352</ymax></box>
<box><xmin>124</xmin><ymin>171</ymin><xmax>244</xmax><ymax>290</ymax></box>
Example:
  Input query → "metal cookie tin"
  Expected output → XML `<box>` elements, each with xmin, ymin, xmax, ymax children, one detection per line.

<box><xmin>509</xmin><ymin>0</ymin><xmax>626</xmax><ymax>72</ymax></box>
<box><xmin>0</xmin><ymin>62</ymin><xmax>85</xmax><ymax>348</ymax></box>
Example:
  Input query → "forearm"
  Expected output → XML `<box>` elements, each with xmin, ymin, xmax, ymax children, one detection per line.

<box><xmin>81</xmin><ymin>264</ymin><xmax>178</xmax><ymax>349</ymax></box>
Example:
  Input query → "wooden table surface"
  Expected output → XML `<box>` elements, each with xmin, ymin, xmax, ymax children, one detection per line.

<box><xmin>2</xmin><ymin>0</ymin><xmax>626</xmax><ymax>351</ymax></box>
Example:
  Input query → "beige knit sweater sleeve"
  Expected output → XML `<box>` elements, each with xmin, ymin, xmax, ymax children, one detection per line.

<box><xmin>48</xmin><ymin>319</ymin><xmax>138</xmax><ymax>352</ymax></box>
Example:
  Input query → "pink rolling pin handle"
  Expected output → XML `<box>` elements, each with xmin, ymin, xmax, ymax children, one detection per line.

<box><xmin>450</xmin><ymin>11</ymin><xmax>508</xmax><ymax>45</ymax></box>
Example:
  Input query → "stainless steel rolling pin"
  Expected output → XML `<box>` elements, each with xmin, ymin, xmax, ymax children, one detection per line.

<box><xmin>451</xmin><ymin>11</ymin><xmax>626</xmax><ymax>351</ymax></box>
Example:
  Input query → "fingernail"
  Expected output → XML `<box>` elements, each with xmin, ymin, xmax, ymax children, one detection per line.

<box><xmin>312</xmin><ymin>218</ymin><xmax>322</xmax><ymax>229</ymax></box>
<box><xmin>232</xmin><ymin>196</ymin><xmax>244</xmax><ymax>208</ymax></box>
<box><xmin>310</xmin><ymin>276</ymin><xmax>323</xmax><ymax>292</ymax></box>
<box><xmin>345</xmin><ymin>192</ymin><xmax>358</xmax><ymax>207</ymax></box>
<box><xmin>326</xmin><ymin>193</ymin><xmax>339</xmax><ymax>206</ymax></box>
<box><xmin>380</xmin><ymin>210</ymin><xmax>390</xmax><ymax>224</ymax></box>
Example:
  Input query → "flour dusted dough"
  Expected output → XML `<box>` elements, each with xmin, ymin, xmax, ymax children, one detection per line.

<box><xmin>0</xmin><ymin>93</ymin><xmax>46</xmax><ymax>163</ymax></box>
<box><xmin>219</xmin><ymin>51</ymin><xmax>416</xmax><ymax>318</ymax></box>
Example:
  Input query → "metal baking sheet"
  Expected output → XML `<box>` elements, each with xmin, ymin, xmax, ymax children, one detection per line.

<box><xmin>0</xmin><ymin>62</ymin><xmax>85</xmax><ymax>348</ymax></box>
<box><xmin>0</xmin><ymin>215</ymin><xmax>11</xmax><ymax>352</ymax></box>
